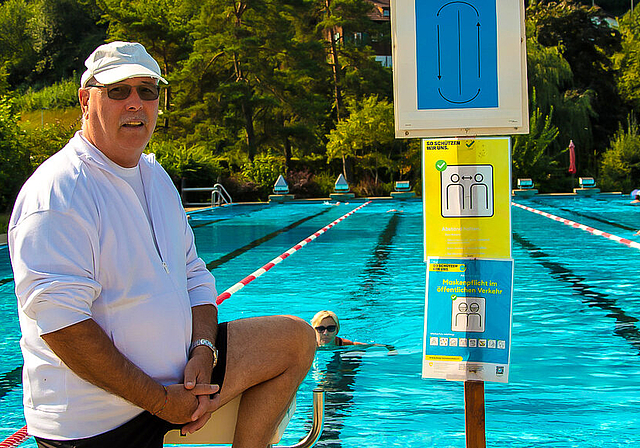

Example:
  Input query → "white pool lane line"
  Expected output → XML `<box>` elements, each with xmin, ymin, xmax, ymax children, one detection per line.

<box><xmin>512</xmin><ymin>201</ymin><xmax>640</xmax><ymax>251</ymax></box>
<box><xmin>216</xmin><ymin>201</ymin><xmax>372</xmax><ymax>305</ymax></box>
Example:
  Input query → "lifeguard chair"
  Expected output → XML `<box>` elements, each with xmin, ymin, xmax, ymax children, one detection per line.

<box><xmin>330</xmin><ymin>174</ymin><xmax>355</xmax><ymax>201</ymax></box>
<box><xmin>164</xmin><ymin>389</ymin><xmax>324</xmax><ymax>447</ymax></box>
<box><xmin>390</xmin><ymin>180</ymin><xmax>415</xmax><ymax>199</ymax></box>
<box><xmin>269</xmin><ymin>175</ymin><xmax>295</xmax><ymax>203</ymax></box>
<box><xmin>574</xmin><ymin>177</ymin><xmax>600</xmax><ymax>196</ymax></box>
<box><xmin>512</xmin><ymin>178</ymin><xmax>538</xmax><ymax>197</ymax></box>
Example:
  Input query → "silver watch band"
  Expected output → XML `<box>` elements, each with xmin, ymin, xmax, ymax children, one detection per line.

<box><xmin>190</xmin><ymin>338</ymin><xmax>218</xmax><ymax>368</ymax></box>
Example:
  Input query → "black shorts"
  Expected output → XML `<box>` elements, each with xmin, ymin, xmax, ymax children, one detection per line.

<box><xmin>35</xmin><ymin>322</ymin><xmax>229</xmax><ymax>448</ymax></box>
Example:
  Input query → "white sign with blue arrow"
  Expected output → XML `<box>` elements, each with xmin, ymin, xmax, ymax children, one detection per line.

<box><xmin>391</xmin><ymin>0</ymin><xmax>528</xmax><ymax>138</ymax></box>
<box><xmin>417</xmin><ymin>1</ymin><xmax>498</xmax><ymax>109</ymax></box>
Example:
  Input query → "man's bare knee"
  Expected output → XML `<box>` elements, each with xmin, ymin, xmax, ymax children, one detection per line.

<box><xmin>260</xmin><ymin>315</ymin><xmax>316</xmax><ymax>381</ymax></box>
<box><xmin>277</xmin><ymin>315</ymin><xmax>316</xmax><ymax>370</ymax></box>
<box><xmin>222</xmin><ymin>315</ymin><xmax>315</xmax><ymax>398</ymax></box>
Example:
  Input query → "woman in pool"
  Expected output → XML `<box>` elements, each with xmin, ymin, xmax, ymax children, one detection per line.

<box><xmin>311</xmin><ymin>310</ymin><xmax>395</xmax><ymax>351</ymax></box>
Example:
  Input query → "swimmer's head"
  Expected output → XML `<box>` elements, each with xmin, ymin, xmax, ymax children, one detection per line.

<box><xmin>311</xmin><ymin>310</ymin><xmax>340</xmax><ymax>332</ymax></box>
<box><xmin>311</xmin><ymin>310</ymin><xmax>340</xmax><ymax>346</ymax></box>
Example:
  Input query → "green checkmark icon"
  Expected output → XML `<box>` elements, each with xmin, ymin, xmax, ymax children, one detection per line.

<box><xmin>435</xmin><ymin>160</ymin><xmax>447</xmax><ymax>172</ymax></box>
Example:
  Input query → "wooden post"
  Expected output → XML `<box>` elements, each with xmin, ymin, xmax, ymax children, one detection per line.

<box><xmin>464</xmin><ymin>381</ymin><xmax>486</xmax><ymax>448</ymax></box>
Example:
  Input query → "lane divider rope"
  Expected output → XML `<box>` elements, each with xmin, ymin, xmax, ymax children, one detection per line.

<box><xmin>216</xmin><ymin>201</ymin><xmax>372</xmax><ymax>305</ymax></box>
<box><xmin>0</xmin><ymin>426</ymin><xmax>28</xmax><ymax>448</ymax></box>
<box><xmin>512</xmin><ymin>201</ymin><xmax>640</xmax><ymax>250</ymax></box>
<box><xmin>0</xmin><ymin>201</ymin><xmax>372</xmax><ymax>447</ymax></box>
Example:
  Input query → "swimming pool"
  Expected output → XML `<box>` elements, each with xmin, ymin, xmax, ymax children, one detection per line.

<box><xmin>1</xmin><ymin>196</ymin><xmax>639</xmax><ymax>447</ymax></box>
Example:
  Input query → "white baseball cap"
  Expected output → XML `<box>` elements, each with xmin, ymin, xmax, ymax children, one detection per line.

<box><xmin>81</xmin><ymin>41</ymin><xmax>168</xmax><ymax>88</ymax></box>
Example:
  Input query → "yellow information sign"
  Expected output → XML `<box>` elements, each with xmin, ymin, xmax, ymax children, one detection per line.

<box><xmin>422</xmin><ymin>137</ymin><xmax>511</xmax><ymax>259</ymax></box>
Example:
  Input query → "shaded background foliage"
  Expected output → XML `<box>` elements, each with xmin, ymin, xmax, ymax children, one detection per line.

<box><xmin>0</xmin><ymin>0</ymin><xmax>640</xmax><ymax>211</ymax></box>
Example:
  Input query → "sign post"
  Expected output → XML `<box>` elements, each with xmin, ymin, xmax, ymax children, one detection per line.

<box><xmin>391</xmin><ymin>1</ymin><xmax>526</xmax><ymax>443</ymax></box>
<box><xmin>420</xmin><ymin>137</ymin><xmax>514</xmax><ymax>446</ymax></box>
<box><xmin>465</xmin><ymin>381</ymin><xmax>486</xmax><ymax>448</ymax></box>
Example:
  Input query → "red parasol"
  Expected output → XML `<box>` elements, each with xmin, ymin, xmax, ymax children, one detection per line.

<box><xmin>568</xmin><ymin>140</ymin><xmax>576</xmax><ymax>175</ymax></box>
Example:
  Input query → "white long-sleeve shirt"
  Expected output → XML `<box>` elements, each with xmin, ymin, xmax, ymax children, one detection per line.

<box><xmin>9</xmin><ymin>132</ymin><xmax>217</xmax><ymax>439</ymax></box>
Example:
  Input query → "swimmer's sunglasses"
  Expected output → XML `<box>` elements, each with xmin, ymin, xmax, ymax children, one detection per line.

<box><xmin>86</xmin><ymin>83</ymin><xmax>161</xmax><ymax>101</ymax></box>
<box><xmin>315</xmin><ymin>325</ymin><xmax>337</xmax><ymax>333</ymax></box>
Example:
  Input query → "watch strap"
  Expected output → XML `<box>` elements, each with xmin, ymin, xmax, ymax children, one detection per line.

<box><xmin>190</xmin><ymin>338</ymin><xmax>218</xmax><ymax>368</ymax></box>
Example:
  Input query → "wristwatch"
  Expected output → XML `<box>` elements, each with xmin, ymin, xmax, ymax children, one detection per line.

<box><xmin>190</xmin><ymin>338</ymin><xmax>218</xmax><ymax>368</ymax></box>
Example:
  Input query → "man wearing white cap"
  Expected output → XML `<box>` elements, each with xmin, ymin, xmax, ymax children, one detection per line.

<box><xmin>9</xmin><ymin>41</ymin><xmax>316</xmax><ymax>448</ymax></box>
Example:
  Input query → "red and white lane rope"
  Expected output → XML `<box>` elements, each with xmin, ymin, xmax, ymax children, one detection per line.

<box><xmin>512</xmin><ymin>202</ymin><xmax>640</xmax><ymax>250</ymax></box>
<box><xmin>0</xmin><ymin>426</ymin><xmax>28</xmax><ymax>448</ymax></box>
<box><xmin>216</xmin><ymin>201</ymin><xmax>372</xmax><ymax>305</ymax></box>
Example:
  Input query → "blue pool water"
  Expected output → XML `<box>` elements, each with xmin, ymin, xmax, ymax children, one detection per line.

<box><xmin>1</xmin><ymin>196</ymin><xmax>640</xmax><ymax>447</ymax></box>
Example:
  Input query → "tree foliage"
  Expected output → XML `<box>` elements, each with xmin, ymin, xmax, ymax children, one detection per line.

<box><xmin>527</xmin><ymin>0</ymin><xmax>627</xmax><ymax>180</ymax></box>
<box><xmin>168</xmin><ymin>0</ymin><xmax>332</xmax><ymax>166</ymax></box>
<box><xmin>326</xmin><ymin>95</ymin><xmax>403</xmax><ymax>185</ymax></box>
<box><xmin>512</xmin><ymin>91</ymin><xmax>560</xmax><ymax>190</ymax></box>
<box><xmin>600</xmin><ymin>115</ymin><xmax>640</xmax><ymax>192</ymax></box>
<box><xmin>0</xmin><ymin>0</ymin><xmax>106</xmax><ymax>88</ymax></box>
<box><xmin>614</xmin><ymin>8</ymin><xmax>640</xmax><ymax>111</ymax></box>
<box><xmin>5</xmin><ymin>0</ymin><xmax>640</xmax><ymax>198</ymax></box>
<box><xmin>147</xmin><ymin>139</ymin><xmax>223</xmax><ymax>188</ymax></box>
<box><xmin>0</xmin><ymin>97</ymin><xmax>30</xmax><ymax>211</ymax></box>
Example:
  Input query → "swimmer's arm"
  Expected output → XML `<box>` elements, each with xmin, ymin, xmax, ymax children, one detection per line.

<box><xmin>379</xmin><ymin>343</ymin><xmax>397</xmax><ymax>353</ymax></box>
<box><xmin>367</xmin><ymin>342</ymin><xmax>397</xmax><ymax>353</ymax></box>
<box><xmin>344</xmin><ymin>339</ymin><xmax>397</xmax><ymax>353</ymax></box>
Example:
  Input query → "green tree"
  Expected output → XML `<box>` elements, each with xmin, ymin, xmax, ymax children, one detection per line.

<box><xmin>0</xmin><ymin>0</ymin><xmax>107</xmax><ymax>89</ymax></box>
<box><xmin>600</xmin><ymin>115</ymin><xmax>640</xmax><ymax>192</ymax></box>
<box><xmin>241</xmin><ymin>152</ymin><xmax>285</xmax><ymax>196</ymax></box>
<box><xmin>98</xmin><ymin>0</ymin><xmax>199</xmax><ymax>123</ymax></box>
<box><xmin>614</xmin><ymin>8</ymin><xmax>640</xmax><ymax>111</ymax></box>
<box><xmin>170</xmin><ymin>0</ymin><xmax>331</xmax><ymax>168</ymax></box>
<box><xmin>0</xmin><ymin>97</ymin><xmax>31</xmax><ymax>211</ymax></box>
<box><xmin>527</xmin><ymin>0</ymin><xmax>624</xmax><ymax>172</ymax></box>
<box><xmin>0</xmin><ymin>0</ymin><xmax>38</xmax><ymax>89</ymax></box>
<box><xmin>314</xmin><ymin>0</ymin><xmax>392</xmax><ymax>182</ymax></box>
<box><xmin>326</xmin><ymin>95</ymin><xmax>397</xmax><ymax>186</ymax></box>
<box><xmin>147</xmin><ymin>139</ymin><xmax>223</xmax><ymax>188</ymax></box>
<box><xmin>575</xmin><ymin>0</ymin><xmax>632</xmax><ymax>16</ymax></box>
<box><xmin>27</xmin><ymin>0</ymin><xmax>106</xmax><ymax>86</ymax></box>
<box><xmin>525</xmin><ymin>12</ymin><xmax>594</xmax><ymax>180</ymax></box>
<box><xmin>512</xmin><ymin>91</ymin><xmax>560</xmax><ymax>190</ymax></box>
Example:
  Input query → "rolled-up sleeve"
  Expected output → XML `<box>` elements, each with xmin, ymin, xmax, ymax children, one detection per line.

<box><xmin>10</xmin><ymin>210</ymin><xmax>102</xmax><ymax>335</ymax></box>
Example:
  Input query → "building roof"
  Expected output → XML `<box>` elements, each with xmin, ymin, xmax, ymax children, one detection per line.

<box><xmin>367</xmin><ymin>0</ymin><xmax>390</xmax><ymax>22</ymax></box>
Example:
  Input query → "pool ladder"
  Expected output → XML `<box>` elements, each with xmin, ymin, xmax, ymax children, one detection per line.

<box><xmin>274</xmin><ymin>388</ymin><xmax>324</xmax><ymax>448</ymax></box>
<box><xmin>211</xmin><ymin>183</ymin><xmax>232</xmax><ymax>207</ymax></box>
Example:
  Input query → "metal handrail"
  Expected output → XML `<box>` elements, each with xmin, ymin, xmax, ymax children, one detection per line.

<box><xmin>211</xmin><ymin>183</ymin><xmax>232</xmax><ymax>207</ymax></box>
<box><xmin>274</xmin><ymin>389</ymin><xmax>324</xmax><ymax>448</ymax></box>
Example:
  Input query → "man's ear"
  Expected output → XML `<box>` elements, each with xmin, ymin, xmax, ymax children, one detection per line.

<box><xmin>78</xmin><ymin>89</ymin><xmax>90</xmax><ymax>117</ymax></box>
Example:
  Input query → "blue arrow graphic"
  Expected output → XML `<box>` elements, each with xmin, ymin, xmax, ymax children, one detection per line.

<box><xmin>416</xmin><ymin>0</ymin><xmax>498</xmax><ymax>110</ymax></box>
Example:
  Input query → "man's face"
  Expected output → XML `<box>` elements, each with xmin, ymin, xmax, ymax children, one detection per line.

<box><xmin>79</xmin><ymin>77</ymin><xmax>159</xmax><ymax>168</ymax></box>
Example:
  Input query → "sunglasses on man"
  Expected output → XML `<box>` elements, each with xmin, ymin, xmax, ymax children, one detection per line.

<box><xmin>315</xmin><ymin>325</ymin><xmax>337</xmax><ymax>333</ymax></box>
<box><xmin>87</xmin><ymin>83</ymin><xmax>161</xmax><ymax>101</ymax></box>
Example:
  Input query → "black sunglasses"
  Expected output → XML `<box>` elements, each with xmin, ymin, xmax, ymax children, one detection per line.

<box><xmin>87</xmin><ymin>83</ymin><xmax>161</xmax><ymax>101</ymax></box>
<box><xmin>315</xmin><ymin>325</ymin><xmax>337</xmax><ymax>333</ymax></box>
